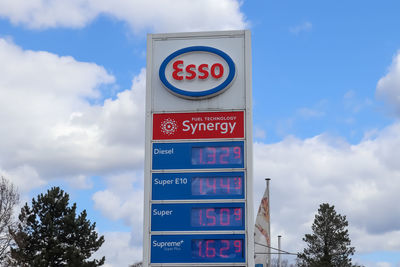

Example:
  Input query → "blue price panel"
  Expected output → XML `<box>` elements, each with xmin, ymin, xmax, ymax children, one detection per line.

<box><xmin>151</xmin><ymin>202</ymin><xmax>245</xmax><ymax>231</ymax></box>
<box><xmin>152</xmin><ymin>172</ymin><xmax>245</xmax><ymax>200</ymax></box>
<box><xmin>151</xmin><ymin>234</ymin><xmax>246</xmax><ymax>263</ymax></box>
<box><xmin>152</xmin><ymin>141</ymin><xmax>245</xmax><ymax>170</ymax></box>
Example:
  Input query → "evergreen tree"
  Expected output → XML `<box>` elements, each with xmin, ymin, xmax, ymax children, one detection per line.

<box><xmin>9</xmin><ymin>187</ymin><xmax>105</xmax><ymax>266</ymax></box>
<box><xmin>297</xmin><ymin>203</ymin><xmax>357</xmax><ymax>267</ymax></box>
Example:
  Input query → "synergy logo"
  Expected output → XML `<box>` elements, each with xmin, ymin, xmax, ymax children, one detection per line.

<box><xmin>153</xmin><ymin>111</ymin><xmax>244</xmax><ymax>140</ymax></box>
<box><xmin>159</xmin><ymin>46</ymin><xmax>236</xmax><ymax>99</ymax></box>
<box><xmin>182</xmin><ymin>120</ymin><xmax>236</xmax><ymax>135</ymax></box>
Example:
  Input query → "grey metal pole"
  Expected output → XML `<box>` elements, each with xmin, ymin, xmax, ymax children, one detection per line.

<box><xmin>266</xmin><ymin>178</ymin><xmax>271</xmax><ymax>267</ymax></box>
<box><xmin>278</xmin><ymin>235</ymin><xmax>282</xmax><ymax>267</ymax></box>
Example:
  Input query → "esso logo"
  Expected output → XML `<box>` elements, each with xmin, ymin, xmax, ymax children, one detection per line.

<box><xmin>159</xmin><ymin>46</ymin><xmax>236</xmax><ymax>99</ymax></box>
<box><xmin>171</xmin><ymin>61</ymin><xmax>225</xmax><ymax>81</ymax></box>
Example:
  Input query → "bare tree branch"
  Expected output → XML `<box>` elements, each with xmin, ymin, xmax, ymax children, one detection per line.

<box><xmin>0</xmin><ymin>176</ymin><xmax>19</xmax><ymax>264</ymax></box>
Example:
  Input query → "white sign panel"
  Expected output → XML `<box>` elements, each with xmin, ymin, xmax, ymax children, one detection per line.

<box><xmin>149</xmin><ymin>31</ymin><xmax>247</xmax><ymax>111</ymax></box>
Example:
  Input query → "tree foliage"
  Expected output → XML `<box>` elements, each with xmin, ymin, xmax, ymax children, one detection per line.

<box><xmin>297</xmin><ymin>203</ymin><xmax>357</xmax><ymax>267</ymax></box>
<box><xmin>0</xmin><ymin>176</ymin><xmax>19</xmax><ymax>263</ymax></box>
<box><xmin>129</xmin><ymin>262</ymin><xmax>143</xmax><ymax>267</ymax></box>
<box><xmin>9</xmin><ymin>186</ymin><xmax>105</xmax><ymax>266</ymax></box>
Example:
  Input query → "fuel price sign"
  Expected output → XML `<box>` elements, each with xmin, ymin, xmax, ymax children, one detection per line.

<box><xmin>152</xmin><ymin>141</ymin><xmax>245</xmax><ymax>170</ymax></box>
<box><xmin>144</xmin><ymin>30</ymin><xmax>253</xmax><ymax>267</ymax></box>
<box><xmin>152</xmin><ymin>172</ymin><xmax>245</xmax><ymax>200</ymax></box>
<box><xmin>151</xmin><ymin>234</ymin><xmax>246</xmax><ymax>263</ymax></box>
<box><xmin>151</xmin><ymin>203</ymin><xmax>245</xmax><ymax>231</ymax></box>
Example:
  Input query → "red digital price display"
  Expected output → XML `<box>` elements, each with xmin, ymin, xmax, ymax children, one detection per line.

<box><xmin>191</xmin><ymin>146</ymin><xmax>243</xmax><ymax>166</ymax></box>
<box><xmin>191</xmin><ymin>176</ymin><xmax>243</xmax><ymax>196</ymax></box>
<box><xmin>192</xmin><ymin>239</ymin><xmax>244</xmax><ymax>260</ymax></box>
<box><xmin>191</xmin><ymin>207</ymin><xmax>243</xmax><ymax>227</ymax></box>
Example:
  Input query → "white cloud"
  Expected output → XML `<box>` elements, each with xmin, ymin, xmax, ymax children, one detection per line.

<box><xmin>289</xmin><ymin>21</ymin><xmax>312</xmax><ymax>35</ymax></box>
<box><xmin>297</xmin><ymin>99</ymin><xmax>328</xmax><ymax>120</ymax></box>
<box><xmin>0</xmin><ymin>0</ymin><xmax>97</xmax><ymax>29</ymax></box>
<box><xmin>352</xmin><ymin>260</ymin><xmax>397</xmax><ymax>267</ymax></box>
<box><xmin>0</xmin><ymin>165</ymin><xmax>46</xmax><ymax>193</ymax></box>
<box><xmin>351</xmin><ymin>227</ymin><xmax>400</xmax><ymax>253</ymax></box>
<box><xmin>253</xmin><ymin>124</ymin><xmax>400</xmax><ymax>257</ymax></box>
<box><xmin>93</xmin><ymin>232</ymin><xmax>142</xmax><ymax>267</ymax></box>
<box><xmin>0</xmin><ymin>0</ymin><xmax>247</xmax><ymax>32</ymax></box>
<box><xmin>0</xmin><ymin>39</ymin><xmax>146</xmax><ymax>189</ymax></box>
<box><xmin>92</xmin><ymin>171</ymin><xmax>144</xmax><ymax>264</ymax></box>
<box><xmin>376</xmin><ymin>51</ymin><xmax>400</xmax><ymax>116</ymax></box>
<box><xmin>343</xmin><ymin>90</ymin><xmax>373</xmax><ymax>114</ymax></box>
<box><xmin>67</xmin><ymin>175</ymin><xmax>93</xmax><ymax>189</ymax></box>
<box><xmin>297</xmin><ymin>107</ymin><xmax>325</xmax><ymax>119</ymax></box>
<box><xmin>254</xmin><ymin>126</ymin><xmax>267</xmax><ymax>140</ymax></box>
<box><xmin>92</xmin><ymin>172</ymin><xmax>144</xmax><ymax>241</ymax></box>
<box><xmin>92</xmin><ymin>187</ymin><xmax>143</xmax><ymax>230</ymax></box>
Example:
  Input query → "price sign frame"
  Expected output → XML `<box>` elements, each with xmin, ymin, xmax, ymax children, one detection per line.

<box><xmin>151</xmin><ymin>202</ymin><xmax>246</xmax><ymax>231</ymax></box>
<box><xmin>144</xmin><ymin>30</ymin><xmax>253</xmax><ymax>267</ymax></box>
<box><xmin>152</xmin><ymin>171</ymin><xmax>246</xmax><ymax>200</ymax></box>
<box><xmin>152</xmin><ymin>141</ymin><xmax>245</xmax><ymax>170</ymax></box>
<box><xmin>151</xmin><ymin>234</ymin><xmax>246</xmax><ymax>264</ymax></box>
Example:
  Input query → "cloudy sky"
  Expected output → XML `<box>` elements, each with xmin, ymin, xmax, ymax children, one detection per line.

<box><xmin>1</xmin><ymin>0</ymin><xmax>400</xmax><ymax>266</ymax></box>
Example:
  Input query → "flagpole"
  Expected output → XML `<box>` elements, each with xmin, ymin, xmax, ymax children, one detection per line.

<box><xmin>278</xmin><ymin>235</ymin><xmax>282</xmax><ymax>267</ymax></box>
<box><xmin>266</xmin><ymin>178</ymin><xmax>271</xmax><ymax>267</ymax></box>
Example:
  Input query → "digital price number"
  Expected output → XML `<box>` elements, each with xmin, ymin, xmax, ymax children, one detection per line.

<box><xmin>191</xmin><ymin>207</ymin><xmax>243</xmax><ymax>227</ymax></box>
<box><xmin>192</xmin><ymin>239</ymin><xmax>244</xmax><ymax>260</ymax></box>
<box><xmin>192</xmin><ymin>146</ymin><xmax>243</xmax><ymax>166</ymax></box>
<box><xmin>152</xmin><ymin>172</ymin><xmax>245</xmax><ymax>200</ymax></box>
<box><xmin>152</xmin><ymin>142</ymin><xmax>244</xmax><ymax>170</ymax></box>
<box><xmin>150</xmin><ymin>234</ymin><xmax>246</xmax><ymax>263</ymax></box>
<box><xmin>191</xmin><ymin>176</ymin><xmax>243</xmax><ymax>196</ymax></box>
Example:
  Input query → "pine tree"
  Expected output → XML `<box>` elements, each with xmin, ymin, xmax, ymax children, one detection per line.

<box><xmin>297</xmin><ymin>203</ymin><xmax>358</xmax><ymax>267</ymax></box>
<box><xmin>9</xmin><ymin>187</ymin><xmax>105</xmax><ymax>266</ymax></box>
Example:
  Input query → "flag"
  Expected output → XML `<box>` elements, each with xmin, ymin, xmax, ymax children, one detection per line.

<box><xmin>254</xmin><ymin>183</ymin><xmax>271</xmax><ymax>267</ymax></box>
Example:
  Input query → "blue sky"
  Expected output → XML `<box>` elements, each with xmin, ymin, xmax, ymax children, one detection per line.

<box><xmin>249</xmin><ymin>1</ymin><xmax>399</xmax><ymax>144</ymax></box>
<box><xmin>1</xmin><ymin>0</ymin><xmax>400</xmax><ymax>266</ymax></box>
